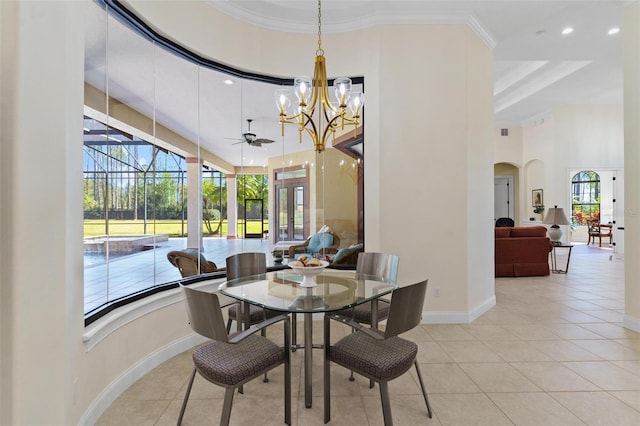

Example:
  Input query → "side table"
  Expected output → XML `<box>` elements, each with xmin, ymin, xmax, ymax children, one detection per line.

<box><xmin>550</xmin><ymin>243</ymin><xmax>574</xmax><ymax>274</ymax></box>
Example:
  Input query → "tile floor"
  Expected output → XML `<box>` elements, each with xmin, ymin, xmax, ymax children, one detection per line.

<box><xmin>97</xmin><ymin>243</ymin><xmax>640</xmax><ymax>425</ymax></box>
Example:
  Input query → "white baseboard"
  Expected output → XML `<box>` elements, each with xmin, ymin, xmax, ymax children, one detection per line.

<box><xmin>623</xmin><ymin>314</ymin><xmax>640</xmax><ymax>333</ymax></box>
<box><xmin>421</xmin><ymin>295</ymin><xmax>496</xmax><ymax>324</ymax></box>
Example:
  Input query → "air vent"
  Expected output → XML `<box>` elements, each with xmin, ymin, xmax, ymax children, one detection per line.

<box><xmin>501</xmin><ymin>128</ymin><xmax>509</xmax><ymax>136</ymax></box>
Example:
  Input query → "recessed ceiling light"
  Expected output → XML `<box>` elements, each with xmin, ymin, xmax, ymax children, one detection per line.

<box><xmin>608</xmin><ymin>27</ymin><xmax>620</xmax><ymax>35</ymax></box>
<box><xmin>562</xmin><ymin>27</ymin><xmax>574</xmax><ymax>35</ymax></box>
<box><xmin>223</xmin><ymin>79</ymin><xmax>234</xmax><ymax>85</ymax></box>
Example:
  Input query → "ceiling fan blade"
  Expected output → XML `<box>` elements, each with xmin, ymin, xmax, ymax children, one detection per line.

<box><xmin>254</xmin><ymin>138</ymin><xmax>275</xmax><ymax>144</ymax></box>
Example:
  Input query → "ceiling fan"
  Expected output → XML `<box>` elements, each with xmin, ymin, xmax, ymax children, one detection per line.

<box><xmin>227</xmin><ymin>119</ymin><xmax>275</xmax><ymax>147</ymax></box>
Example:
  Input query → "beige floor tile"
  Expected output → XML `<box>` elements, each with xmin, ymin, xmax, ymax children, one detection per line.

<box><xmin>529</xmin><ymin>340</ymin><xmax>603</xmax><ymax>362</ymax></box>
<box><xmin>550</xmin><ymin>391</ymin><xmax>640</xmax><ymax>426</ymax></box>
<box><xmin>612</xmin><ymin>360</ymin><xmax>640</xmax><ymax>376</ymax></box>
<box><xmin>578</xmin><ymin>322</ymin><xmax>640</xmax><ymax>339</ymax></box>
<box><xmin>420</xmin><ymin>363</ymin><xmax>482</xmax><ymax>393</ymax></box>
<box><xmin>459</xmin><ymin>324</ymin><xmax>521</xmax><ymax>341</ymax></box>
<box><xmin>120</xmin><ymin>367</ymin><xmax>188</xmax><ymax>401</ymax></box>
<box><xmin>361</xmin><ymin>394</ymin><xmax>439</xmax><ymax>426</ymax></box>
<box><xmin>458</xmin><ymin>362</ymin><xmax>540</xmax><ymax>392</ymax></box>
<box><xmin>422</xmin><ymin>324</ymin><xmax>477</xmax><ymax>341</ymax></box>
<box><xmin>571</xmin><ymin>339</ymin><xmax>640</xmax><ymax>360</ymax></box>
<box><xmin>488</xmin><ymin>392</ymin><xmax>585</xmax><ymax>425</ymax></box>
<box><xmin>561</xmin><ymin>300</ymin><xmax>609</xmax><ymax>311</ymax></box>
<box><xmin>315</xmin><ymin>396</ymin><xmax>368</xmax><ymax>426</ymax></box>
<box><xmin>428</xmin><ymin>393</ymin><xmax>513</xmax><ymax>425</ymax></box>
<box><xmin>437</xmin><ymin>341</ymin><xmax>503</xmax><ymax>363</ymax></box>
<box><xmin>563</xmin><ymin>361</ymin><xmax>640</xmax><ymax>390</ymax></box>
<box><xmin>544</xmin><ymin>323</ymin><xmax>607</xmax><ymax>340</ymax></box>
<box><xmin>560</xmin><ymin>310</ymin><xmax>605</xmax><ymax>323</ymax></box>
<box><xmin>511</xmin><ymin>362</ymin><xmax>600</xmax><ymax>391</ymax></box>
<box><xmin>96</xmin><ymin>399</ymin><xmax>172</xmax><ymax>426</ymax></box>
<box><xmin>416</xmin><ymin>341</ymin><xmax>455</xmax><ymax>363</ymax></box>
<box><xmin>500</xmin><ymin>324</ymin><xmax>562</xmax><ymax>340</ymax></box>
<box><xmin>609</xmin><ymin>390</ymin><xmax>640</xmax><ymax>411</ymax></box>
<box><xmin>482</xmin><ymin>340</ymin><xmax>553</xmax><ymax>362</ymax></box>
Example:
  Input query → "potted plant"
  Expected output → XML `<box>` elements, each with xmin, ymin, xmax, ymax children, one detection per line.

<box><xmin>271</xmin><ymin>249</ymin><xmax>284</xmax><ymax>263</ymax></box>
<box><xmin>533</xmin><ymin>204</ymin><xmax>545</xmax><ymax>221</ymax></box>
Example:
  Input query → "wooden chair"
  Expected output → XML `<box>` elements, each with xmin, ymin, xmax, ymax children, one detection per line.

<box><xmin>177</xmin><ymin>284</ymin><xmax>291</xmax><ymax>425</ymax></box>
<box><xmin>587</xmin><ymin>221</ymin><xmax>613</xmax><ymax>247</ymax></box>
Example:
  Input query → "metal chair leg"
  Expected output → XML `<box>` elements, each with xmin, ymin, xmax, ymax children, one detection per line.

<box><xmin>221</xmin><ymin>388</ymin><xmax>235</xmax><ymax>426</ymax></box>
<box><xmin>324</xmin><ymin>315</ymin><xmax>331</xmax><ymax>424</ymax></box>
<box><xmin>226</xmin><ymin>318</ymin><xmax>232</xmax><ymax>333</ymax></box>
<box><xmin>291</xmin><ymin>313</ymin><xmax>297</xmax><ymax>351</ymax></box>
<box><xmin>262</xmin><ymin>327</ymin><xmax>269</xmax><ymax>382</ymax></box>
<box><xmin>284</xmin><ymin>317</ymin><xmax>292</xmax><ymax>425</ymax></box>
<box><xmin>177</xmin><ymin>368</ymin><xmax>197</xmax><ymax>425</ymax></box>
<box><xmin>414</xmin><ymin>360</ymin><xmax>433</xmax><ymax>418</ymax></box>
<box><xmin>379</xmin><ymin>381</ymin><xmax>393</xmax><ymax>425</ymax></box>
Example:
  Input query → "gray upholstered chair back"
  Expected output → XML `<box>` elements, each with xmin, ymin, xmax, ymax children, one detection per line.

<box><xmin>384</xmin><ymin>279</ymin><xmax>428</xmax><ymax>338</ymax></box>
<box><xmin>226</xmin><ymin>252</ymin><xmax>267</xmax><ymax>280</ymax></box>
<box><xmin>180</xmin><ymin>284</ymin><xmax>229</xmax><ymax>343</ymax></box>
<box><xmin>356</xmin><ymin>252</ymin><xmax>399</xmax><ymax>282</ymax></box>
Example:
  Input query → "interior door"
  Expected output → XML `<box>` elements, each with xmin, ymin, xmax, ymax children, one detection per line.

<box><xmin>494</xmin><ymin>176</ymin><xmax>514</xmax><ymax>221</ymax></box>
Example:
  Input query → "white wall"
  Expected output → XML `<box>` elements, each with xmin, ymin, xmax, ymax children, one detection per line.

<box><xmin>1</xmin><ymin>2</ymin><xmax>85</xmax><ymax>423</ymax></box>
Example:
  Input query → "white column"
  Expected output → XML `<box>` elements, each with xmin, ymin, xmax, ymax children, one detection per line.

<box><xmin>186</xmin><ymin>157</ymin><xmax>203</xmax><ymax>249</ymax></box>
<box><xmin>227</xmin><ymin>175</ymin><xmax>238</xmax><ymax>239</ymax></box>
<box><xmin>623</xmin><ymin>3</ymin><xmax>640</xmax><ymax>332</ymax></box>
<box><xmin>0</xmin><ymin>1</ymin><xmax>84</xmax><ymax>423</ymax></box>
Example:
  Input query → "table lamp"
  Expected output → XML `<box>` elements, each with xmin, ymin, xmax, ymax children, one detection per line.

<box><xmin>543</xmin><ymin>205</ymin><xmax>570</xmax><ymax>242</ymax></box>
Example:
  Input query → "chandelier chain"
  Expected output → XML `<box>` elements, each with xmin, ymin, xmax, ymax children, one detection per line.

<box><xmin>317</xmin><ymin>0</ymin><xmax>323</xmax><ymax>55</ymax></box>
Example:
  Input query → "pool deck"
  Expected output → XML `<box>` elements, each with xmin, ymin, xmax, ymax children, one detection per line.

<box><xmin>84</xmin><ymin>237</ymin><xmax>282</xmax><ymax>314</ymax></box>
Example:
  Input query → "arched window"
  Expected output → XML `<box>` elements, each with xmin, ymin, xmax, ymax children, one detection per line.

<box><xmin>571</xmin><ymin>171</ymin><xmax>600</xmax><ymax>225</ymax></box>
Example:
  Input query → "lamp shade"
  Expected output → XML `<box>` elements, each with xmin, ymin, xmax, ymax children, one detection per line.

<box><xmin>543</xmin><ymin>205</ymin><xmax>570</xmax><ymax>226</ymax></box>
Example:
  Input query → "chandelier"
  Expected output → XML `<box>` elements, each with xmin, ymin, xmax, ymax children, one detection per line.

<box><xmin>275</xmin><ymin>0</ymin><xmax>364</xmax><ymax>153</ymax></box>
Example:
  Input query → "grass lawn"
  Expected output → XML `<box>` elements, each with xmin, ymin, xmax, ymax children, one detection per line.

<box><xmin>83</xmin><ymin>219</ymin><xmax>268</xmax><ymax>237</ymax></box>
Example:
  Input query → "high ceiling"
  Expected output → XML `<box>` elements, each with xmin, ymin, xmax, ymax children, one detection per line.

<box><xmin>85</xmin><ymin>0</ymin><xmax>632</xmax><ymax>169</ymax></box>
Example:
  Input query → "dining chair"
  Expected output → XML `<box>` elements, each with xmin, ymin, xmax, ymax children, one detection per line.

<box><xmin>225</xmin><ymin>253</ymin><xmax>284</xmax><ymax>384</ymax></box>
<box><xmin>323</xmin><ymin>279</ymin><xmax>432</xmax><ymax>425</ymax></box>
<box><xmin>291</xmin><ymin>252</ymin><xmax>398</xmax><ymax>352</ymax></box>
<box><xmin>225</xmin><ymin>252</ymin><xmax>282</xmax><ymax>333</ymax></box>
<box><xmin>177</xmin><ymin>284</ymin><xmax>291</xmax><ymax>426</ymax></box>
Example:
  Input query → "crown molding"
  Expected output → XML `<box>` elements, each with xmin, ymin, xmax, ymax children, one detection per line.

<box><xmin>207</xmin><ymin>2</ymin><xmax>497</xmax><ymax>49</ymax></box>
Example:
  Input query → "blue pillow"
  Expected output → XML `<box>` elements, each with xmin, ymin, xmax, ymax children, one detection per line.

<box><xmin>332</xmin><ymin>247</ymin><xmax>352</xmax><ymax>263</ymax></box>
<box><xmin>307</xmin><ymin>233</ymin><xmax>334</xmax><ymax>253</ymax></box>
<box><xmin>182</xmin><ymin>248</ymin><xmax>207</xmax><ymax>262</ymax></box>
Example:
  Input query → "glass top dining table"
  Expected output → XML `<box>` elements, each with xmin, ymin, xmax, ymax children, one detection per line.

<box><xmin>219</xmin><ymin>268</ymin><xmax>397</xmax><ymax>408</ymax></box>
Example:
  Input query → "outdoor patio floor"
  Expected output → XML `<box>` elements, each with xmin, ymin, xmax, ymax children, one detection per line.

<box><xmin>84</xmin><ymin>237</ymin><xmax>280</xmax><ymax>314</ymax></box>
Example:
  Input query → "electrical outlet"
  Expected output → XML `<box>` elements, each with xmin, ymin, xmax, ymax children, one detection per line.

<box><xmin>434</xmin><ymin>288</ymin><xmax>440</xmax><ymax>298</ymax></box>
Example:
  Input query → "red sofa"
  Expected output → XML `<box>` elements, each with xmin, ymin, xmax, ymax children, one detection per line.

<box><xmin>495</xmin><ymin>226</ymin><xmax>553</xmax><ymax>277</ymax></box>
